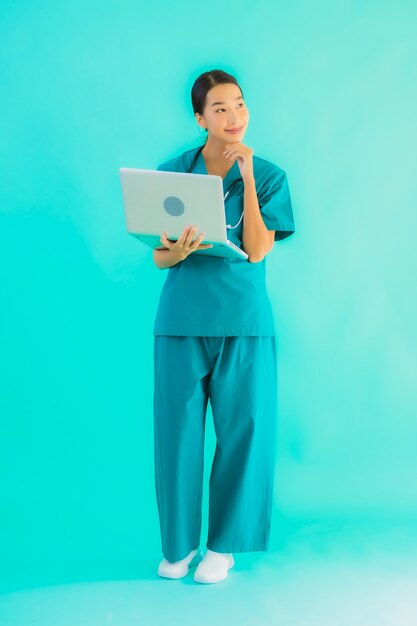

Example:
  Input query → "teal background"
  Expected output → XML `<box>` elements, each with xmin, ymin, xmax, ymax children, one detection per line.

<box><xmin>1</xmin><ymin>0</ymin><xmax>416</xmax><ymax>609</ymax></box>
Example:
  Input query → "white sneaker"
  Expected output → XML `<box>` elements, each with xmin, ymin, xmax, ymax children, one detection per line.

<box><xmin>194</xmin><ymin>548</ymin><xmax>235</xmax><ymax>584</ymax></box>
<box><xmin>157</xmin><ymin>548</ymin><xmax>203</xmax><ymax>579</ymax></box>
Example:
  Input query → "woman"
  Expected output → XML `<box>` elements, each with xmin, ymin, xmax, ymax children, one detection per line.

<box><xmin>152</xmin><ymin>69</ymin><xmax>295</xmax><ymax>584</ymax></box>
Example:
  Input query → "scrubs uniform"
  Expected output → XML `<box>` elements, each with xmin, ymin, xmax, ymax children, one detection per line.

<box><xmin>153</xmin><ymin>145</ymin><xmax>295</xmax><ymax>563</ymax></box>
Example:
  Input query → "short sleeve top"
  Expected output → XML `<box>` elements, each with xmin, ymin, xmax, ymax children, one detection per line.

<box><xmin>153</xmin><ymin>145</ymin><xmax>295</xmax><ymax>336</ymax></box>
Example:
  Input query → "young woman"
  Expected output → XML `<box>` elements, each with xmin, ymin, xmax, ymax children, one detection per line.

<box><xmin>152</xmin><ymin>69</ymin><xmax>295</xmax><ymax>584</ymax></box>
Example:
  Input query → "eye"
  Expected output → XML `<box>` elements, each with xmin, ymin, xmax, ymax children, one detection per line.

<box><xmin>215</xmin><ymin>103</ymin><xmax>244</xmax><ymax>113</ymax></box>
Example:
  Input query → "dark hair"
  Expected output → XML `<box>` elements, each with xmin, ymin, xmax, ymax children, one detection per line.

<box><xmin>191</xmin><ymin>69</ymin><xmax>244</xmax><ymax>131</ymax></box>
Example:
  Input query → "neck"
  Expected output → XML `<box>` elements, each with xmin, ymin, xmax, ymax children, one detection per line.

<box><xmin>202</xmin><ymin>135</ymin><xmax>234</xmax><ymax>166</ymax></box>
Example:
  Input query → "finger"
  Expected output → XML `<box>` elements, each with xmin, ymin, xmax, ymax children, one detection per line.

<box><xmin>197</xmin><ymin>244</ymin><xmax>213</xmax><ymax>249</ymax></box>
<box><xmin>191</xmin><ymin>232</ymin><xmax>205</xmax><ymax>248</ymax></box>
<box><xmin>160</xmin><ymin>232</ymin><xmax>172</xmax><ymax>250</ymax></box>
<box><xmin>185</xmin><ymin>225</ymin><xmax>199</xmax><ymax>246</ymax></box>
<box><xmin>192</xmin><ymin>232</ymin><xmax>207</xmax><ymax>250</ymax></box>
<box><xmin>177</xmin><ymin>225</ymin><xmax>192</xmax><ymax>246</ymax></box>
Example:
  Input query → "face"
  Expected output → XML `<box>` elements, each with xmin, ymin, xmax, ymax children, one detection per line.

<box><xmin>195</xmin><ymin>83</ymin><xmax>249</xmax><ymax>142</ymax></box>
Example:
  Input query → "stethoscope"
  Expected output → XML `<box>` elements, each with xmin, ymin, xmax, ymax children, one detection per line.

<box><xmin>186</xmin><ymin>144</ymin><xmax>244</xmax><ymax>230</ymax></box>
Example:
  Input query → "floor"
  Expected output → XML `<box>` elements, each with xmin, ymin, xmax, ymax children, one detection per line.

<box><xmin>1</xmin><ymin>522</ymin><xmax>416</xmax><ymax>626</ymax></box>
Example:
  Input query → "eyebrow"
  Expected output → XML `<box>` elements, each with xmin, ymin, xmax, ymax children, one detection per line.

<box><xmin>210</xmin><ymin>96</ymin><xmax>243</xmax><ymax>107</ymax></box>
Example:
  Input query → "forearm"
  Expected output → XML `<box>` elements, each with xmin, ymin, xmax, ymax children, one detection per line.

<box><xmin>153</xmin><ymin>248</ymin><xmax>183</xmax><ymax>269</ymax></box>
<box><xmin>241</xmin><ymin>177</ymin><xmax>271</xmax><ymax>262</ymax></box>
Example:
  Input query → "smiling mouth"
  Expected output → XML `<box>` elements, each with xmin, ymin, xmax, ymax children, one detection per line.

<box><xmin>225</xmin><ymin>127</ymin><xmax>243</xmax><ymax>133</ymax></box>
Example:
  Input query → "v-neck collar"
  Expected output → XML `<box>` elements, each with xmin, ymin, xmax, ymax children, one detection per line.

<box><xmin>194</xmin><ymin>146</ymin><xmax>240</xmax><ymax>191</ymax></box>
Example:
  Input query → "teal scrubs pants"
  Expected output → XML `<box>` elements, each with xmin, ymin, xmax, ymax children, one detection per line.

<box><xmin>153</xmin><ymin>335</ymin><xmax>278</xmax><ymax>563</ymax></box>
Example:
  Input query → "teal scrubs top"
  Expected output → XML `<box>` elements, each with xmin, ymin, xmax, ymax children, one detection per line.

<box><xmin>153</xmin><ymin>145</ymin><xmax>295</xmax><ymax>337</ymax></box>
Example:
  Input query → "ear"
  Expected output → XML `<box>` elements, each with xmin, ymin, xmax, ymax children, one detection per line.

<box><xmin>195</xmin><ymin>112</ymin><xmax>205</xmax><ymax>129</ymax></box>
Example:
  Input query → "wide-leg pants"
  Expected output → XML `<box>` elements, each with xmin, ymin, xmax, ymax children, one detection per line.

<box><xmin>153</xmin><ymin>335</ymin><xmax>278</xmax><ymax>563</ymax></box>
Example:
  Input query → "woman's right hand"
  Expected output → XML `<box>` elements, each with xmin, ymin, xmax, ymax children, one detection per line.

<box><xmin>159</xmin><ymin>225</ymin><xmax>213</xmax><ymax>261</ymax></box>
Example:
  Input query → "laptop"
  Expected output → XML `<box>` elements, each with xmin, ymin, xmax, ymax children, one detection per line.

<box><xmin>119</xmin><ymin>168</ymin><xmax>248</xmax><ymax>260</ymax></box>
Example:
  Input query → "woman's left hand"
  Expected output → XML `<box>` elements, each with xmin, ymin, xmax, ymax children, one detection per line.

<box><xmin>223</xmin><ymin>142</ymin><xmax>254</xmax><ymax>182</ymax></box>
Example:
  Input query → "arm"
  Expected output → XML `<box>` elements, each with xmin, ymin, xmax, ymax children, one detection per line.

<box><xmin>241</xmin><ymin>176</ymin><xmax>275</xmax><ymax>263</ymax></box>
<box><xmin>153</xmin><ymin>247</ymin><xmax>183</xmax><ymax>270</ymax></box>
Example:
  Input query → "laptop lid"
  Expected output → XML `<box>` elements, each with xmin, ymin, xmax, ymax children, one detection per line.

<box><xmin>120</xmin><ymin>168</ymin><xmax>229</xmax><ymax>245</ymax></box>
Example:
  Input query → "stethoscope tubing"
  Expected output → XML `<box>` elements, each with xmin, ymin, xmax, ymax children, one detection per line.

<box><xmin>186</xmin><ymin>144</ymin><xmax>244</xmax><ymax>230</ymax></box>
